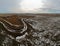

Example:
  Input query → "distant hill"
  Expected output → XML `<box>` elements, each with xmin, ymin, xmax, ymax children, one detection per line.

<box><xmin>0</xmin><ymin>14</ymin><xmax>60</xmax><ymax>17</ymax></box>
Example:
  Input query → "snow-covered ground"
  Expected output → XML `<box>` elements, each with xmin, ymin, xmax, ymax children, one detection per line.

<box><xmin>0</xmin><ymin>16</ymin><xmax>60</xmax><ymax>46</ymax></box>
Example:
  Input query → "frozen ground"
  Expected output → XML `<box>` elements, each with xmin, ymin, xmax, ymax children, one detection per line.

<box><xmin>0</xmin><ymin>16</ymin><xmax>60</xmax><ymax>46</ymax></box>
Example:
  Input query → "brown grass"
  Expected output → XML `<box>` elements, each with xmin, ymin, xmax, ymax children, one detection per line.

<box><xmin>0</xmin><ymin>14</ymin><xmax>60</xmax><ymax>25</ymax></box>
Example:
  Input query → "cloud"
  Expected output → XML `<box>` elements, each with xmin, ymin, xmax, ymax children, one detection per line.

<box><xmin>9</xmin><ymin>0</ymin><xmax>45</xmax><ymax>13</ymax></box>
<box><xmin>42</xmin><ymin>0</ymin><xmax>60</xmax><ymax>10</ymax></box>
<box><xmin>1</xmin><ymin>0</ymin><xmax>60</xmax><ymax>13</ymax></box>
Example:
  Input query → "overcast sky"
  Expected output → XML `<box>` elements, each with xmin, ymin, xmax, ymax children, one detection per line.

<box><xmin>0</xmin><ymin>0</ymin><xmax>60</xmax><ymax>13</ymax></box>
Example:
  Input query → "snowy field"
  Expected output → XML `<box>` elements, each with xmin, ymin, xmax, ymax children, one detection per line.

<box><xmin>0</xmin><ymin>15</ymin><xmax>60</xmax><ymax>46</ymax></box>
